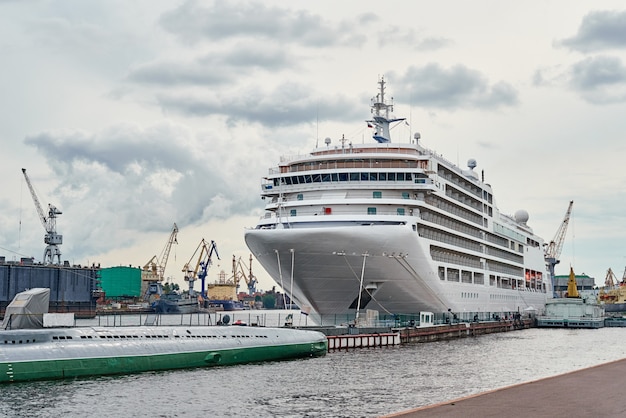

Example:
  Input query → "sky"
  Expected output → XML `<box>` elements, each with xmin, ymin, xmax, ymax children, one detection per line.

<box><xmin>1</xmin><ymin>0</ymin><xmax>625</xmax><ymax>291</ymax></box>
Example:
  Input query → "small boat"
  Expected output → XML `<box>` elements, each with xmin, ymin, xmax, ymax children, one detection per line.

<box><xmin>152</xmin><ymin>294</ymin><xmax>200</xmax><ymax>314</ymax></box>
<box><xmin>1</xmin><ymin>289</ymin><xmax>327</xmax><ymax>383</ymax></box>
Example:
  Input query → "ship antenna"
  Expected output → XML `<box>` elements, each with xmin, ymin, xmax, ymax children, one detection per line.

<box><xmin>315</xmin><ymin>101</ymin><xmax>319</xmax><ymax>148</ymax></box>
<box><xmin>370</xmin><ymin>76</ymin><xmax>405</xmax><ymax>144</ymax></box>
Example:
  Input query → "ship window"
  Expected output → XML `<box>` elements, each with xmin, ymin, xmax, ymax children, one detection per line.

<box><xmin>339</xmin><ymin>173</ymin><xmax>348</xmax><ymax>181</ymax></box>
<box><xmin>290</xmin><ymin>209</ymin><xmax>297</xmax><ymax>217</ymax></box>
<box><xmin>297</xmin><ymin>194</ymin><xmax>303</xmax><ymax>201</ymax></box>
<box><xmin>322</xmin><ymin>173</ymin><xmax>330</xmax><ymax>182</ymax></box>
<box><xmin>297</xmin><ymin>176</ymin><xmax>305</xmax><ymax>184</ymax></box>
<box><xmin>397</xmin><ymin>208</ymin><xmax>405</xmax><ymax>215</ymax></box>
<box><xmin>438</xmin><ymin>266</ymin><xmax>445</xmax><ymax>280</ymax></box>
<box><xmin>379</xmin><ymin>172</ymin><xmax>386</xmax><ymax>181</ymax></box>
<box><xmin>388</xmin><ymin>173</ymin><xmax>396</xmax><ymax>181</ymax></box>
<box><xmin>474</xmin><ymin>273</ymin><xmax>484</xmax><ymax>285</ymax></box>
<box><xmin>361</xmin><ymin>172</ymin><xmax>369</xmax><ymax>181</ymax></box>
<box><xmin>350</xmin><ymin>173</ymin><xmax>359</xmax><ymax>181</ymax></box>
<box><xmin>285</xmin><ymin>177</ymin><xmax>292</xmax><ymax>185</ymax></box>
<box><xmin>367</xmin><ymin>207</ymin><xmax>377</xmax><ymax>215</ymax></box>
<box><xmin>304</xmin><ymin>175</ymin><xmax>313</xmax><ymax>183</ymax></box>
<box><xmin>402</xmin><ymin>192</ymin><xmax>410</xmax><ymax>199</ymax></box>
<box><xmin>373</xmin><ymin>191</ymin><xmax>382</xmax><ymax>199</ymax></box>
<box><xmin>397</xmin><ymin>173</ymin><xmax>405</xmax><ymax>181</ymax></box>
<box><xmin>312</xmin><ymin>174</ymin><xmax>321</xmax><ymax>182</ymax></box>
<box><xmin>331</xmin><ymin>173</ymin><xmax>339</xmax><ymax>182</ymax></box>
<box><xmin>369</xmin><ymin>172</ymin><xmax>377</xmax><ymax>181</ymax></box>
<box><xmin>447</xmin><ymin>268</ymin><xmax>459</xmax><ymax>282</ymax></box>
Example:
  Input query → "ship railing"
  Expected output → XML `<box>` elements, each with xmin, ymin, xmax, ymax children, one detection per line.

<box><xmin>275</xmin><ymin>147</ymin><xmax>424</xmax><ymax>166</ymax></box>
<box><xmin>268</xmin><ymin>159</ymin><xmax>428</xmax><ymax>175</ymax></box>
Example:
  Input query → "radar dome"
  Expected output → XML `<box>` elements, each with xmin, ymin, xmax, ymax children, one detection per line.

<box><xmin>514</xmin><ymin>209</ymin><xmax>529</xmax><ymax>224</ymax></box>
<box><xmin>467</xmin><ymin>159</ymin><xmax>477</xmax><ymax>170</ymax></box>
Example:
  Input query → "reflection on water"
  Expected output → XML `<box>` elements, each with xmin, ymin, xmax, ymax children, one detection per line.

<box><xmin>2</xmin><ymin>327</ymin><xmax>626</xmax><ymax>417</ymax></box>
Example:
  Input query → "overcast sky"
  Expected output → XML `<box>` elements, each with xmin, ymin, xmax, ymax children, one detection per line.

<box><xmin>1</xmin><ymin>1</ymin><xmax>625</xmax><ymax>290</ymax></box>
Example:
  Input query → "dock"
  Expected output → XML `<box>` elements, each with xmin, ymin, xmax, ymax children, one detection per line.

<box><xmin>384</xmin><ymin>357</ymin><xmax>626</xmax><ymax>417</ymax></box>
<box><xmin>312</xmin><ymin>318</ymin><xmax>532</xmax><ymax>350</ymax></box>
<box><xmin>326</xmin><ymin>332</ymin><xmax>400</xmax><ymax>350</ymax></box>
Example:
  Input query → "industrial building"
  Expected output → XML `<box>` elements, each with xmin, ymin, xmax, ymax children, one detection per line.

<box><xmin>0</xmin><ymin>256</ymin><xmax>99</xmax><ymax>318</ymax></box>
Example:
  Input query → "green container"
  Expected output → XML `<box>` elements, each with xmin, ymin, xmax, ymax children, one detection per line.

<box><xmin>99</xmin><ymin>266</ymin><xmax>141</xmax><ymax>298</ymax></box>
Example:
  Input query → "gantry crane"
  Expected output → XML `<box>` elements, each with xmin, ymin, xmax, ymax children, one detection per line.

<box><xmin>21</xmin><ymin>168</ymin><xmax>63</xmax><ymax>264</ymax></box>
<box><xmin>143</xmin><ymin>223</ymin><xmax>178</xmax><ymax>283</ymax></box>
<box><xmin>182</xmin><ymin>239</ymin><xmax>219</xmax><ymax>297</ymax></box>
<box><xmin>544</xmin><ymin>200</ymin><xmax>574</xmax><ymax>297</ymax></box>
<box><xmin>232</xmin><ymin>254</ymin><xmax>258</xmax><ymax>296</ymax></box>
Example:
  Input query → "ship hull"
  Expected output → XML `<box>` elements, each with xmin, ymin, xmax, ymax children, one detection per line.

<box><xmin>245</xmin><ymin>222</ymin><xmax>548</xmax><ymax>321</ymax></box>
<box><xmin>0</xmin><ymin>326</ymin><xmax>327</xmax><ymax>383</ymax></box>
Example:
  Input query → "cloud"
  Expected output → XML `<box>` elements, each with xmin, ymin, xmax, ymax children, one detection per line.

<box><xmin>15</xmin><ymin>117</ymin><xmax>311</xmax><ymax>264</ymax></box>
<box><xmin>160</xmin><ymin>1</ymin><xmax>365</xmax><ymax>47</ymax></box>
<box><xmin>376</xmin><ymin>27</ymin><xmax>451</xmax><ymax>51</ymax></box>
<box><xmin>128</xmin><ymin>45</ymin><xmax>296</xmax><ymax>87</ymax></box>
<box><xmin>20</xmin><ymin>121</ymin><xmax>269</xmax><ymax>259</ymax></box>
<box><xmin>156</xmin><ymin>82</ymin><xmax>361</xmax><ymax>127</ymax></box>
<box><xmin>392</xmin><ymin>64</ymin><xmax>519</xmax><ymax>109</ymax></box>
<box><xmin>568</xmin><ymin>56</ymin><xmax>626</xmax><ymax>104</ymax></box>
<box><xmin>560</xmin><ymin>10</ymin><xmax>626</xmax><ymax>52</ymax></box>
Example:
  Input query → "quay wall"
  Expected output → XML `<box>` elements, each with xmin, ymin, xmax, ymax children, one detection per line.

<box><xmin>396</xmin><ymin>319</ymin><xmax>531</xmax><ymax>343</ymax></box>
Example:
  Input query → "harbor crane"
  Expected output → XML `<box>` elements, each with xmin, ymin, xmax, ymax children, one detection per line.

<box><xmin>544</xmin><ymin>200</ymin><xmax>574</xmax><ymax>297</ymax></box>
<box><xmin>232</xmin><ymin>254</ymin><xmax>258</xmax><ymax>295</ymax></box>
<box><xmin>182</xmin><ymin>239</ymin><xmax>219</xmax><ymax>298</ymax></box>
<box><xmin>21</xmin><ymin>168</ymin><xmax>63</xmax><ymax>264</ymax></box>
<box><xmin>143</xmin><ymin>223</ymin><xmax>178</xmax><ymax>282</ymax></box>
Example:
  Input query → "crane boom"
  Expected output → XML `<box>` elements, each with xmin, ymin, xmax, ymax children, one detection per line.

<box><xmin>182</xmin><ymin>239</ymin><xmax>219</xmax><ymax>297</ymax></box>
<box><xmin>159</xmin><ymin>223</ymin><xmax>179</xmax><ymax>279</ymax></box>
<box><xmin>545</xmin><ymin>200</ymin><xmax>574</xmax><ymax>297</ymax></box>
<box><xmin>21</xmin><ymin>168</ymin><xmax>63</xmax><ymax>264</ymax></box>
<box><xmin>232</xmin><ymin>254</ymin><xmax>258</xmax><ymax>296</ymax></box>
<box><xmin>143</xmin><ymin>222</ymin><xmax>178</xmax><ymax>282</ymax></box>
<box><xmin>545</xmin><ymin>200</ymin><xmax>574</xmax><ymax>259</ymax></box>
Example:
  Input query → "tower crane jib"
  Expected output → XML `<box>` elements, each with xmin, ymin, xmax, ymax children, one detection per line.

<box><xmin>545</xmin><ymin>200</ymin><xmax>574</xmax><ymax>297</ymax></box>
<box><xmin>159</xmin><ymin>223</ymin><xmax>179</xmax><ymax>280</ymax></box>
<box><xmin>21</xmin><ymin>168</ymin><xmax>63</xmax><ymax>265</ymax></box>
<box><xmin>143</xmin><ymin>222</ymin><xmax>178</xmax><ymax>282</ymax></box>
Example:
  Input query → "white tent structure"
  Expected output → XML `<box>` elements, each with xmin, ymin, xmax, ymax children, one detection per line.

<box><xmin>1</xmin><ymin>288</ymin><xmax>50</xmax><ymax>330</ymax></box>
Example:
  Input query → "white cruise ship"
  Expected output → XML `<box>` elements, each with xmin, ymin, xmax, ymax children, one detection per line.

<box><xmin>245</xmin><ymin>78</ymin><xmax>550</xmax><ymax>323</ymax></box>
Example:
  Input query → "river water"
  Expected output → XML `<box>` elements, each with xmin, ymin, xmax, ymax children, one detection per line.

<box><xmin>2</xmin><ymin>313</ymin><xmax>626</xmax><ymax>418</ymax></box>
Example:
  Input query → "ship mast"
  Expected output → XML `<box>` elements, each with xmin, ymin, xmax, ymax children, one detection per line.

<box><xmin>368</xmin><ymin>77</ymin><xmax>405</xmax><ymax>143</ymax></box>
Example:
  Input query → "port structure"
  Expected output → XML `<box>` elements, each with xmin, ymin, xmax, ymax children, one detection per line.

<box><xmin>21</xmin><ymin>168</ymin><xmax>63</xmax><ymax>265</ymax></box>
<box><xmin>143</xmin><ymin>223</ymin><xmax>179</xmax><ymax>283</ymax></box>
<box><xmin>544</xmin><ymin>200</ymin><xmax>574</xmax><ymax>297</ymax></box>
<box><xmin>232</xmin><ymin>254</ymin><xmax>258</xmax><ymax>296</ymax></box>
<box><xmin>182</xmin><ymin>238</ymin><xmax>220</xmax><ymax>297</ymax></box>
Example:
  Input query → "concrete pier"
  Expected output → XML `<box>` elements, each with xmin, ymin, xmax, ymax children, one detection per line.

<box><xmin>385</xmin><ymin>357</ymin><xmax>626</xmax><ymax>417</ymax></box>
<box><xmin>396</xmin><ymin>319</ymin><xmax>530</xmax><ymax>343</ymax></box>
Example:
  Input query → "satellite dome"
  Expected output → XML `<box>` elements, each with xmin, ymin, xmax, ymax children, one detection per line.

<box><xmin>467</xmin><ymin>159</ymin><xmax>477</xmax><ymax>170</ymax></box>
<box><xmin>514</xmin><ymin>209</ymin><xmax>529</xmax><ymax>224</ymax></box>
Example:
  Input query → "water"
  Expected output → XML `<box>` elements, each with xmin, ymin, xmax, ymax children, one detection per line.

<box><xmin>2</xmin><ymin>323</ymin><xmax>626</xmax><ymax>417</ymax></box>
